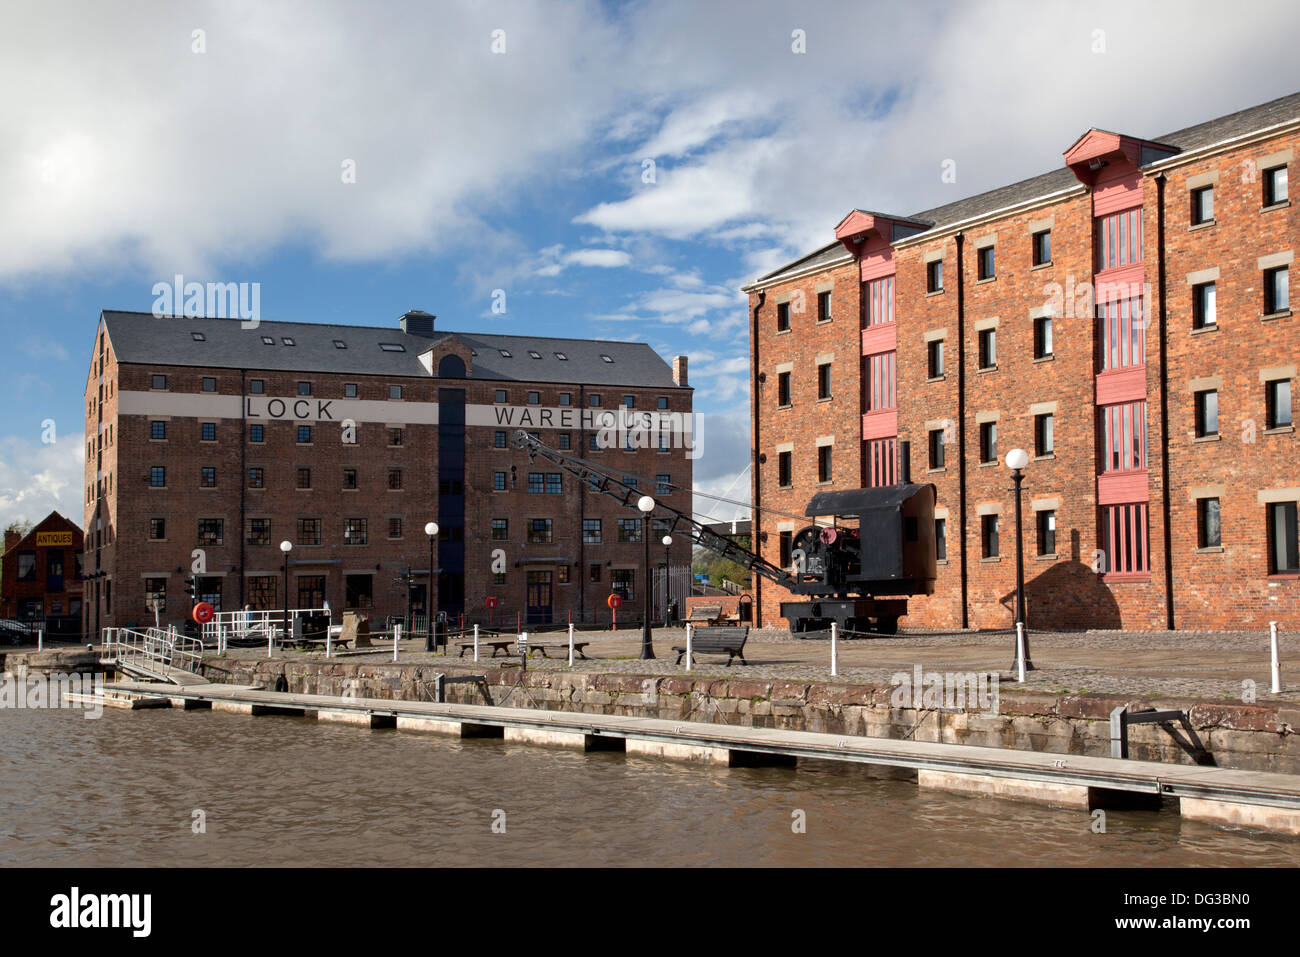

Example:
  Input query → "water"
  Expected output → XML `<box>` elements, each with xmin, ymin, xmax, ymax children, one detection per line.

<box><xmin>2</xmin><ymin>706</ymin><xmax>1298</xmax><ymax>867</ymax></box>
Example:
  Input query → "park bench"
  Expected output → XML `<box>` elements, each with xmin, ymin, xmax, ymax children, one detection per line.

<box><xmin>295</xmin><ymin>625</ymin><xmax>351</xmax><ymax>652</ymax></box>
<box><xmin>673</xmin><ymin>626</ymin><xmax>751</xmax><ymax>667</ymax></box>
<box><xmin>686</xmin><ymin>604</ymin><xmax>724</xmax><ymax>626</ymax></box>
<box><xmin>526</xmin><ymin>642</ymin><xmax>591</xmax><ymax>660</ymax></box>
<box><xmin>458</xmin><ymin>639</ymin><xmax>516</xmax><ymax>658</ymax></box>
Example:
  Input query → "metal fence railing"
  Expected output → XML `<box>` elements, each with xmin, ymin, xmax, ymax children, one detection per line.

<box><xmin>102</xmin><ymin>626</ymin><xmax>204</xmax><ymax>677</ymax></box>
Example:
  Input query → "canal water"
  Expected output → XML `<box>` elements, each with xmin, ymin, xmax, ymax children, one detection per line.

<box><xmin>2</xmin><ymin>706</ymin><xmax>1298</xmax><ymax>867</ymax></box>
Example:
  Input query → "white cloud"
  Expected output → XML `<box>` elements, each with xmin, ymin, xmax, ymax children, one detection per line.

<box><xmin>0</xmin><ymin>434</ymin><xmax>84</xmax><ymax>531</ymax></box>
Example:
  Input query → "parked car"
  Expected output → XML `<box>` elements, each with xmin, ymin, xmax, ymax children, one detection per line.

<box><xmin>0</xmin><ymin>619</ymin><xmax>37</xmax><ymax>645</ymax></box>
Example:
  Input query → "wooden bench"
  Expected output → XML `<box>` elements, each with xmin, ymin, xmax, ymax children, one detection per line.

<box><xmin>526</xmin><ymin>643</ymin><xmax>591</xmax><ymax>660</ymax></box>
<box><xmin>686</xmin><ymin>604</ymin><xmax>723</xmax><ymax>626</ymax></box>
<box><xmin>458</xmin><ymin>639</ymin><xmax>515</xmax><ymax>658</ymax></box>
<box><xmin>673</xmin><ymin>626</ymin><xmax>750</xmax><ymax>667</ymax></box>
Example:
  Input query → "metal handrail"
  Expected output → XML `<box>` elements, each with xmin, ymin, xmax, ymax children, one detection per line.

<box><xmin>201</xmin><ymin>608</ymin><xmax>331</xmax><ymax>648</ymax></box>
<box><xmin>102</xmin><ymin>626</ymin><xmax>205</xmax><ymax>676</ymax></box>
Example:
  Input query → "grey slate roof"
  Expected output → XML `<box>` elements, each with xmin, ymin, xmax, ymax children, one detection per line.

<box><xmin>752</xmin><ymin>89</ymin><xmax>1300</xmax><ymax>288</ymax></box>
<box><xmin>100</xmin><ymin>311</ymin><xmax>684</xmax><ymax>388</ymax></box>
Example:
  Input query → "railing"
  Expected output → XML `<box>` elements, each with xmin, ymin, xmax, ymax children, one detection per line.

<box><xmin>201</xmin><ymin>608</ymin><xmax>331</xmax><ymax>650</ymax></box>
<box><xmin>102</xmin><ymin>626</ymin><xmax>205</xmax><ymax>677</ymax></box>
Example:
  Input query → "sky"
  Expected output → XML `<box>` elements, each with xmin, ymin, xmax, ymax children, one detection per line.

<box><xmin>2</xmin><ymin>0</ymin><xmax>1299</xmax><ymax>531</ymax></box>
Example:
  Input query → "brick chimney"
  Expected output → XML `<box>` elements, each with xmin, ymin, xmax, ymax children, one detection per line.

<box><xmin>399</xmin><ymin>310</ymin><xmax>437</xmax><ymax>337</ymax></box>
<box><xmin>4</xmin><ymin>529</ymin><xmax>20</xmax><ymax>553</ymax></box>
<box><xmin>672</xmin><ymin>355</ymin><xmax>688</xmax><ymax>387</ymax></box>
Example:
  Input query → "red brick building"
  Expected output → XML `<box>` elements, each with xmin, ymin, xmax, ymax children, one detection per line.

<box><xmin>1</xmin><ymin>511</ymin><xmax>85</xmax><ymax>634</ymax></box>
<box><xmin>83</xmin><ymin>310</ymin><xmax>693</xmax><ymax>634</ymax></box>
<box><xmin>746</xmin><ymin>91</ymin><xmax>1299</xmax><ymax>631</ymax></box>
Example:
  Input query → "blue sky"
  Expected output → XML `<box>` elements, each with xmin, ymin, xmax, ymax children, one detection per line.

<box><xmin>2</xmin><ymin>0</ymin><xmax>1299</xmax><ymax>530</ymax></box>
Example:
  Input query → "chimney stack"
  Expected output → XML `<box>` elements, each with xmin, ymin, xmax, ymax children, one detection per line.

<box><xmin>399</xmin><ymin>310</ymin><xmax>437</xmax><ymax>337</ymax></box>
<box><xmin>4</xmin><ymin>529</ymin><xmax>21</xmax><ymax>553</ymax></box>
<box><xmin>672</xmin><ymin>355</ymin><xmax>688</xmax><ymax>387</ymax></box>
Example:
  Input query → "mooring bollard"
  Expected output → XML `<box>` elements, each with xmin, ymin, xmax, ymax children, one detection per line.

<box><xmin>326</xmin><ymin>626</ymin><xmax>332</xmax><ymax>659</ymax></box>
<box><xmin>267</xmin><ymin>625</ymin><xmax>273</xmax><ymax>659</ymax></box>
<box><xmin>38</xmin><ymin>629</ymin><xmax>43</xmax><ymax>652</ymax></box>
<box><xmin>568</xmin><ymin>622</ymin><xmax>575</xmax><ymax>667</ymax></box>
<box><xmin>473</xmin><ymin>623</ymin><xmax>480</xmax><ymax>663</ymax></box>
<box><xmin>393</xmin><ymin>623</ymin><xmax>401</xmax><ymax>662</ymax></box>
<box><xmin>830</xmin><ymin>621</ymin><xmax>838</xmax><ymax>677</ymax></box>
<box><xmin>685</xmin><ymin>622</ymin><xmax>693</xmax><ymax>672</ymax></box>
<box><xmin>1271</xmin><ymin>621</ymin><xmax>1281</xmax><ymax>694</ymax></box>
<box><xmin>1016</xmin><ymin>622</ymin><xmax>1026</xmax><ymax>684</ymax></box>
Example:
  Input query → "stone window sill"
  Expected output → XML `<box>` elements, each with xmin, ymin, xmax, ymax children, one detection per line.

<box><xmin>1262</xmin><ymin>200</ymin><xmax>1290</xmax><ymax>213</ymax></box>
<box><xmin>817</xmin><ymin>396</ymin><xmax>833</xmax><ymax>404</ymax></box>
<box><xmin>977</xmin><ymin>364</ymin><xmax>998</xmax><ymax>374</ymax></box>
<box><xmin>976</xmin><ymin>276</ymin><xmax>997</xmax><ymax>285</ymax></box>
<box><xmin>1190</xmin><ymin>323</ymin><xmax>1218</xmax><ymax>335</ymax></box>
<box><xmin>1264</xmin><ymin>425</ymin><xmax>1296</xmax><ymax>434</ymax></box>
<box><xmin>926</xmin><ymin>289</ymin><xmax>946</xmax><ymax>298</ymax></box>
<box><xmin>1196</xmin><ymin>546</ymin><xmax>1225</xmax><ymax>554</ymax></box>
<box><xmin>816</xmin><ymin>318</ymin><xmax>833</xmax><ymax>325</ymax></box>
<box><xmin>1034</xmin><ymin>453</ymin><xmax>1056</xmax><ymax>461</ymax></box>
<box><xmin>1035</xmin><ymin>553</ymin><xmax>1058</xmax><ymax>561</ymax></box>
<box><xmin>1189</xmin><ymin>219</ymin><xmax>1216</xmax><ymax>231</ymax></box>
<box><xmin>936</xmin><ymin>558</ymin><xmax>949</xmax><ymax>566</ymax></box>
<box><xmin>1103</xmin><ymin>574</ymin><xmax>1152</xmax><ymax>584</ymax></box>
<box><xmin>775</xmin><ymin>328</ymin><xmax>792</xmax><ymax>335</ymax></box>
<box><xmin>1033</xmin><ymin>355</ymin><xmax>1055</xmax><ymax>363</ymax></box>
<box><xmin>927</xmin><ymin>467</ymin><xmax>947</xmax><ymax>474</ymax></box>
<box><xmin>1262</xmin><ymin>310</ymin><xmax>1293</xmax><ymax>322</ymax></box>
<box><xmin>977</xmin><ymin>460</ymin><xmax>998</xmax><ymax>468</ymax></box>
<box><xmin>980</xmin><ymin>556</ymin><xmax>1001</xmax><ymax>563</ymax></box>
<box><xmin>1193</xmin><ymin>434</ymin><xmax>1221</xmax><ymax>443</ymax></box>
<box><xmin>927</xmin><ymin>374</ymin><xmax>946</xmax><ymax>383</ymax></box>
<box><xmin>777</xmin><ymin>404</ymin><xmax>792</xmax><ymax>411</ymax></box>
<box><xmin>1031</xmin><ymin>261</ymin><xmax>1053</xmax><ymax>271</ymax></box>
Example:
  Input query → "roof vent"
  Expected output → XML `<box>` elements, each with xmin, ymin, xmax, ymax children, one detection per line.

<box><xmin>399</xmin><ymin>310</ymin><xmax>436</xmax><ymax>337</ymax></box>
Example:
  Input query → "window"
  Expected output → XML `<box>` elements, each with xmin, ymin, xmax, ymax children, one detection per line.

<box><xmin>777</xmin><ymin>530</ymin><xmax>793</xmax><ymax>570</ymax></box>
<box><xmin>1191</xmin><ymin>186</ymin><xmax>1214</xmax><ymax>225</ymax></box>
<box><xmin>333</xmin><ymin>339</ymin><xmax>347</xmax><ymax>350</ymax></box>
<box><xmin>778</xmin><ymin>450</ymin><xmax>792</xmax><ymax>488</ymax></box>
<box><xmin>344</xmin><ymin>383</ymin><xmax>358</xmax><ymax>398</ymax></box>
<box><xmin>865</xmin><ymin>352</ymin><xmax>896</xmax><ymax>410</ymax></box>
<box><xmin>145</xmin><ymin>578</ymin><xmax>167</xmax><ymax>613</ymax></box>
<box><xmin>977</xmin><ymin>245</ymin><xmax>995</xmax><ymax>280</ymax></box>
<box><xmin>656</xmin><ymin>474</ymin><xmax>671</xmax><ymax>495</ymax></box>
<box><xmin>1035</xmin><ymin>413</ymin><xmax>1054</xmax><ymax>456</ymax></box>
<box><xmin>343</xmin><ymin>468</ymin><xmax>357</xmax><ymax>489</ymax></box>
<box><xmin>589</xmin><ymin>394</ymin><xmax>601</xmax><ymax>407</ymax></box>
<box><xmin>817</xmin><ymin>444</ymin><xmax>832</xmax><ymax>483</ymax></box>
<box><xmin>1198</xmin><ymin>498</ymin><xmax>1221</xmax><ymax>549</ymax></box>
<box><xmin>1265</xmin><ymin>266</ymin><xmax>1290</xmax><ymax>314</ymax></box>
<box><xmin>1268</xmin><ymin>502</ymin><xmax>1299</xmax><ymax>573</ymax></box>
<box><xmin>1032</xmin><ymin>230</ymin><xmax>1051</xmax><ymax>266</ymax></box>
<box><xmin>865</xmin><ymin>276</ymin><xmax>894</xmax><ymax>326</ymax></box>
<box><xmin>388</xmin><ymin>428</ymin><xmax>403</xmax><ymax>446</ymax></box>
<box><xmin>1097</xmin><ymin>207</ymin><xmax>1143</xmax><ymax>270</ymax></box>
<box><xmin>493</xmin><ymin>389</ymin><xmax>508</xmax><ymax>403</ymax></box>
<box><xmin>1097</xmin><ymin>297</ymin><xmax>1146</xmax><ymax>370</ymax></box>
<box><xmin>1194</xmin><ymin>390</ymin><xmax>1218</xmax><ymax>438</ymax></box>
<box><xmin>297</xmin><ymin>467</ymin><xmax>311</xmax><ymax>489</ymax></box>
<box><xmin>249</xmin><ymin>379</ymin><xmax>264</xmax><ymax>394</ymax></box>
<box><xmin>1192</xmin><ymin>282</ymin><xmax>1216</xmax><ymax>329</ymax></box>
<box><xmin>559</xmin><ymin>393</ymin><xmax>572</xmax><ymax>406</ymax></box>
<box><xmin>589</xmin><ymin>564</ymin><xmax>602</xmax><ymax>583</ymax></box>
<box><xmin>498</xmin><ymin>349</ymin><xmax>512</xmax><ymax>358</ymax></box>
<box><xmin>261</xmin><ymin>336</ymin><xmax>274</xmax><ymax>345</ymax></box>
<box><xmin>926</xmin><ymin>259</ymin><xmax>943</xmax><ymax>293</ymax></box>
<box><xmin>527</xmin><ymin>519</ymin><xmax>553</xmax><ymax>544</ymax></box>
<box><xmin>150</xmin><ymin>466</ymin><xmax>166</xmax><ymax>487</ymax></box>
<box><xmin>777</xmin><ymin>371</ymin><xmax>791</xmax><ymax>407</ymax></box>
<box><xmin>623</xmin><ymin>475</ymin><xmax>638</xmax><ymax>490</ymax></box>
<box><xmin>528</xmin><ymin>351</ymin><xmax>542</xmax><ymax>360</ymax></box>
<box><xmin>557</xmin><ymin>565</ymin><xmax>570</xmax><ymax>584</ymax></box>
<box><xmin>249</xmin><ymin>424</ymin><xmax>264</xmax><ymax>443</ymax></box>
<box><xmin>388</xmin><ymin>517</ymin><xmax>402</xmax><ymax>539</ymax></box>
<box><xmin>1037</xmin><ymin>510</ymin><xmax>1056</xmax><ymax>556</ymax></box>
<box><xmin>297</xmin><ymin>425</ymin><xmax>312</xmax><ymax>443</ymax></box>
<box><xmin>817</xmin><ymin>290</ymin><xmax>832</xmax><ymax>321</ymax></box>
<box><xmin>245</xmin><ymin>576</ymin><xmax>276</xmax><ymax>610</ymax></box>
<box><xmin>554</xmin><ymin>352</ymin><xmax>568</xmax><ymax>361</ymax></box>
<box><xmin>1264</xmin><ymin>165</ymin><xmax>1288</xmax><ymax>206</ymax></box>
<box><xmin>15</xmin><ymin>552</ymin><xmax>36</xmax><ymax>581</ymax></box>
<box><xmin>620</xmin><ymin>395</ymin><xmax>634</xmax><ymax>409</ymax></box>
<box><xmin>297</xmin><ymin>518</ymin><xmax>321</xmax><ymax>545</ymax></box>
<box><xmin>978</xmin><ymin>328</ymin><xmax>996</xmax><ymax>369</ymax></box>
<box><xmin>776</xmin><ymin>301</ymin><xmax>790</xmax><ymax>331</ymax></box>
<box><xmin>282</xmin><ymin>337</ymin><xmax>296</xmax><ymax>347</ymax></box>
<box><xmin>600</xmin><ymin>354</ymin><xmax>614</xmax><ymax>364</ymax></box>
<box><xmin>248</xmin><ymin>467</ymin><xmax>264</xmax><ymax>489</ymax></box>
<box><xmin>981</xmin><ymin>514</ymin><xmax>999</xmax><ymax>558</ymax></box>
<box><xmin>344</xmin><ymin>518</ymin><xmax>368</xmax><ymax>545</ymax></box>
<box><xmin>390</xmin><ymin>385</ymin><xmax>403</xmax><ymax>400</ymax></box>
<box><xmin>545</xmin><ymin>474</ymin><xmax>562</xmax><ymax>494</ymax></box>
<box><xmin>583</xmin><ymin>519</ymin><xmax>602</xmax><ymax>543</ymax></box>
<box><xmin>150</xmin><ymin>421</ymin><xmax>166</xmax><ymax>440</ymax></box>
<box><xmin>493</xmin><ymin>471</ymin><xmax>506</xmax><ymax>491</ymax></box>
<box><xmin>247</xmin><ymin>518</ymin><xmax>270</xmax><ymax>545</ymax></box>
<box><xmin>200</xmin><ymin>467</ymin><xmax>216</xmax><ymax>488</ymax></box>
<box><xmin>817</xmin><ymin>362</ymin><xmax>831</xmax><ymax>400</ymax></box>
<box><xmin>201</xmin><ymin>422</ymin><xmax>216</xmax><ymax>441</ymax></box>
<box><xmin>152</xmin><ymin>374</ymin><xmax>167</xmax><ymax>390</ymax></box>
<box><xmin>379</xmin><ymin>342</ymin><xmax>405</xmax><ymax>352</ymax></box>
<box><xmin>388</xmin><ymin>469</ymin><xmax>403</xmax><ymax>490</ymax></box>
<box><xmin>495</xmin><ymin>430</ymin><xmax>507</xmax><ymax>448</ymax></box>
<box><xmin>344</xmin><ymin>574</ymin><xmax>373</xmax><ymax>609</ymax></box>
<box><xmin>1267</xmin><ymin>379</ymin><xmax>1293</xmax><ymax>429</ymax></box>
<box><xmin>1034</xmin><ymin>316</ymin><xmax>1053</xmax><ymax>358</ymax></box>
<box><xmin>149</xmin><ymin>517</ymin><xmax>166</xmax><ymax>540</ymax></box>
<box><xmin>297</xmin><ymin>381</ymin><xmax>311</xmax><ymax>396</ymax></box>
<box><xmin>935</xmin><ymin>519</ymin><xmax>947</xmax><ymax>562</ymax></box>
<box><xmin>202</xmin><ymin>377</ymin><xmax>216</xmax><ymax>392</ymax></box>
<box><xmin>197</xmin><ymin>518</ymin><xmax>223</xmax><ymax>546</ymax></box>
<box><xmin>979</xmin><ymin>422</ymin><xmax>997</xmax><ymax>463</ymax></box>
<box><xmin>617</xmin><ymin>519</ymin><xmax>641</xmax><ymax>543</ymax></box>
<box><xmin>1102</xmin><ymin>400</ymin><xmax>1147</xmax><ymax>471</ymax></box>
<box><xmin>528</xmin><ymin>391</ymin><xmax>540</xmax><ymax>405</ymax></box>
<box><xmin>928</xmin><ymin>428</ymin><xmax>945</xmax><ymax>469</ymax></box>
<box><xmin>528</xmin><ymin>472</ymin><xmax>545</xmax><ymax>494</ymax></box>
<box><xmin>1103</xmin><ymin>503</ymin><xmax>1150</xmax><ymax>574</ymax></box>
<box><xmin>928</xmin><ymin>339</ymin><xmax>944</xmax><ymax>378</ymax></box>
<box><xmin>606</xmin><ymin>568</ymin><xmax>634</xmax><ymax>601</ymax></box>
<box><xmin>558</xmin><ymin>434</ymin><xmax>571</xmax><ymax>450</ymax></box>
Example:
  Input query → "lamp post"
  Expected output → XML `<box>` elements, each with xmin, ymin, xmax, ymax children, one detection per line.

<box><xmin>424</xmin><ymin>521</ymin><xmax>439</xmax><ymax>652</ymax></box>
<box><xmin>1005</xmin><ymin>448</ymin><xmax>1034</xmax><ymax>671</ymax></box>
<box><xmin>279</xmin><ymin>540</ymin><xmax>293</xmax><ymax>646</ymax></box>
<box><xmin>661</xmin><ymin>535</ymin><xmax>673</xmax><ymax>627</ymax></box>
<box><xmin>637</xmin><ymin>495</ymin><xmax>656</xmax><ymax>659</ymax></box>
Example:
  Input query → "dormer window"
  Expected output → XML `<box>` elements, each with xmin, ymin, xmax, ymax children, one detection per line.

<box><xmin>333</xmin><ymin>340</ymin><xmax>347</xmax><ymax>349</ymax></box>
<box><xmin>379</xmin><ymin>342</ymin><xmax>406</xmax><ymax>352</ymax></box>
<box><xmin>499</xmin><ymin>349</ymin><xmax>512</xmax><ymax>358</ymax></box>
<box><xmin>281</xmin><ymin>337</ymin><xmax>295</xmax><ymax>346</ymax></box>
<box><xmin>528</xmin><ymin>350</ymin><xmax>542</xmax><ymax>359</ymax></box>
<box><xmin>554</xmin><ymin>352</ymin><xmax>567</xmax><ymax>360</ymax></box>
<box><xmin>261</xmin><ymin>336</ymin><xmax>274</xmax><ymax>345</ymax></box>
<box><xmin>191</xmin><ymin>332</ymin><xmax>206</xmax><ymax>341</ymax></box>
<box><xmin>600</xmin><ymin>354</ymin><xmax>614</xmax><ymax>363</ymax></box>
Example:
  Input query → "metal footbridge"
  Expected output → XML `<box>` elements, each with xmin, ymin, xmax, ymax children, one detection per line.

<box><xmin>100</xmin><ymin>627</ymin><xmax>207</xmax><ymax>685</ymax></box>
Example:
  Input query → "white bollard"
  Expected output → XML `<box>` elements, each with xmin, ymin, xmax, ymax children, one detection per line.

<box><xmin>1016</xmin><ymin>621</ymin><xmax>1026</xmax><ymax>684</ymax></box>
<box><xmin>38</xmin><ymin>629</ymin><xmax>43</xmax><ymax>651</ymax></box>
<box><xmin>268</xmin><ymin>624</ymin><xmax>273</xmax><ymax>659</ymax></box>
<box><xmin>568</xmin><ymin>622</ymin><xmax>575</xmax><ymax>667</ymax></box>
<box><xmin>326</xmin><ymin>626</ymin><xmax>332</xmax><ymax>659</ymax></box>
<box><xmin>473</xmin><ymin>623</ymin><xmax>479</xmax><ymax>663</ymax></box>
<box><xmin>394</xmin><ymin>623</ymin><xmax>401</xmax><ymax>662</ymax></box>
<box><xmin>1271</xmin><ymin>621</ymin><xmax>1281</xmax><ymax>694</ymax></box>
<box><xmin>685</xmin><ymin>622</ymin><xmax>693</xmax><ymax>671</ymax></box>
<box><xmin>830</xmin><ymin>622</ymin><xmax>837</xmax><ymax>677</ymax></box>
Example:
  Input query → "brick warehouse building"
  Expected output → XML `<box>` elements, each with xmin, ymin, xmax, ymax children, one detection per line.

<box><xmin>82</xmin><ymin>309</ymin><xmax>693</xmax><ymax>633</ymax></box>
<box><xmin>1</xmin><ymin>510</ymin><xmax>84</xmax><ymax>633</ymax></box>
<box><xmin>745</xmin><ymin>90</ymin><xmax>1300</xmax><ymax>632</ymax></box>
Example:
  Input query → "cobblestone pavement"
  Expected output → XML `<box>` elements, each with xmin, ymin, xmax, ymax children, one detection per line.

<box><xmin>212</xmin><ymin>625</ymin><xmax>1300</xmax><ymax>705</ymax></box>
